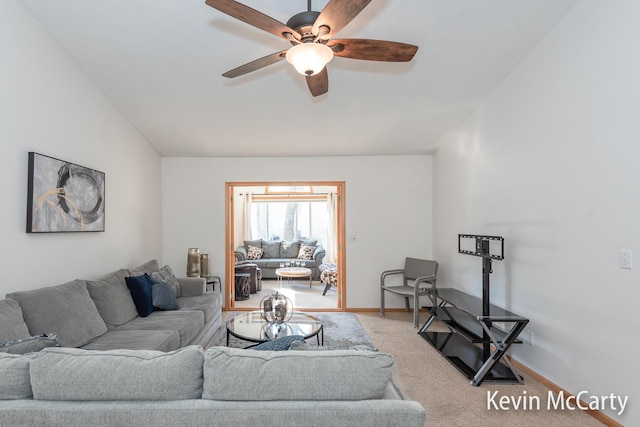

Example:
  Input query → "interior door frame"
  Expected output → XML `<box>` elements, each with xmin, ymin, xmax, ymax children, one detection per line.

<box><xmin>225</xmin><ymin>181</ymin><xmax>346</xmax><ymax>311</ymax></box>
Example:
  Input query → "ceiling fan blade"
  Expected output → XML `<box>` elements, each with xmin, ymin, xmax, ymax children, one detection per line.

<box><xmin>306</xmin><ymin>67</ymin><xmax>329</xmax><ymax>97</ymax></box>
<box><xmin>328</xmin><ymin>39</ymin><xmax>418</xmax><ymax>62</ymax></box>
<box><xmin>205</xmin><ymin>0</ymin><xmax>300</xmax><ymax>41</ymax></box>
<box><xmin>222</xmin><ymin>50</ymin><xmax>288</xmax><ymax>78</ymax></box>
<box><xmin>312</xmin><ymin>0</ymin><xmax>372</xmax><ymax>40</ymax></box>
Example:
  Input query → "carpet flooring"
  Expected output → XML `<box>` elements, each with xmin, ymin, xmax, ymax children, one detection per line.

<box><xmin>355</xmin><ymin>311</ymin><xmax>604</xmax><ymax>427</ymax></box>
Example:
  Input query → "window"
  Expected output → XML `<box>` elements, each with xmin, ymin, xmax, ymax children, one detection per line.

<box><xmin>251</xmin><ymin>200</ymin><xmax>327</xmax><ymax>246</ymax></box>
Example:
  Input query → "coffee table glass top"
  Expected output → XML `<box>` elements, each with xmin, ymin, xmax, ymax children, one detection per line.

<box><xmin>226</xmin><ymin>311</ymin><xmax>323</xmax><ymax>345</ymax></box>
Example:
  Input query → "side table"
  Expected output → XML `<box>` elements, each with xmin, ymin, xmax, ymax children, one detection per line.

<box><xmin>234</xmin><ymin>273</ymin><xmax>250</xmax><ymax>301</ymax></box>
<box><xmin>205</xmin><ymin>276</ymin><xmax>221</xmax><ymax>292</ymax></box>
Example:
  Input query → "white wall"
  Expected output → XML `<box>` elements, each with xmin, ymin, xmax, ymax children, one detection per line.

<box><xmin>0</xmin><ymin>0</ymin><xmax>162</xmax><ymax>298</ymax></box>
<box><xmin>162</xmin><ymin>155</ymin><xmax>432</xmax><ymax>308</ymax></box>
<box><xmin>433</xmin><ymin>1</ymin><xmax>639</xmax><ymax>424</ymax></box>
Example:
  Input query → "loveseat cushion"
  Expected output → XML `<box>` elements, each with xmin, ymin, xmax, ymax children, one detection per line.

<box><xmin>0</xmin><ymin>299</ymin><xmax>30</xmax><ymax>342</ymax></box>
<box><xmin>30</xmin><ymin>346</ymin><xmax>204</xmax><ymax>401</ymax></box>
<box><xmin>202</xmin><ymin>347</ymin><xmax>395</xmax><ymax>401</ymax></box>
<box><xmin>280</xmin><ymin>241</ymin><xmax>300</xmax><ymax>258</ymax></box>
<box><xmin>86</xmin><ymin>268</ymin><xmax>139</xmax><ymax>328</ymax></box>
<box><xmin>7</xmin><ymin>280</ymin><xmax>108</xmax><ymax>348</ymax></box>
<box><xmin>0</xmin><ymin>353</ymin><xmax>36</xmax><ymax>400</ymax></box>
<box><xmin>261</xmin><ymin>241</ymin><xmax>280</xmax><ymax>258</ymax></box>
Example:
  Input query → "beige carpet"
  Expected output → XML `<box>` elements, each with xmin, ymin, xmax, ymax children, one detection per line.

<box><xmin>355</xmin><ymin>311</ymin><xmax>604</xmax><ymax>427</ymax></box>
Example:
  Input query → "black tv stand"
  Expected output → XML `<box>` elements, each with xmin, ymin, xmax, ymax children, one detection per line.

<box><xmin>418</xmin><ymin>234</ymin><xmax>529</xmax><ymax>386</ymax></box>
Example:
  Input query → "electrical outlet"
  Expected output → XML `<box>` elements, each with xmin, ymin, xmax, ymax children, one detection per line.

<box><xmin>619</xmin><ymin>249</ymin><xmax>633</xmax><ymax>269</ymax></box>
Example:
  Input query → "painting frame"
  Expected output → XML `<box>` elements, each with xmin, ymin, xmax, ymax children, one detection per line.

<box><xmin>26</xmin><ymin>152</ymin><xmax>105</xmax><ymax>233</ymax></box>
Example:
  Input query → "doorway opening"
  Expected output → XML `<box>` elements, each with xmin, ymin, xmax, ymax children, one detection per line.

<box><xmin>225</xmin><ymin>181</ymin><xmax>346</xmax><ymax>312</ymax></box>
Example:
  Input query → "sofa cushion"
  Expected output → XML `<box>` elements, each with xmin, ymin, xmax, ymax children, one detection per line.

<box><xmin>86</xmin><ymin>268</ymin><xmax>139</xmax><ymax>328</ymax></box>
<box><xmin>113</xmin><ymin>310</ymin><xmax>204</xmax><ymax>347</ymax></box>
<box><xmin>0</xmin><ymin>299</ymin><xmax>30</xmax><ymax>342</ymax></box>
<box><xmin>177</xmin><ymin>293</ymin><xmax>220</xmax><ymax>323</ymax></box>
<box><xmin>0</xmin><ymin>334</ymin><xmax>60</xmax><ymax>354</ymax></box>
<box><xmin>30</xmin><ymin>346</ymin><xmax>205</xmax><ymax>401</ymax></box>
<box><xmin>7</xmin><ymin>280</ymin><xmax>108</xmax><ymax>348</ymax></box>
<box><xmin>0</xmin><ymin>353</ymin><xmax>36</xmax><ymax>399</ymax></box>
<box><xmin>202</xmin><ymin>347</ymin><xmax>395</xmax><ymax>401</ymax></box>
<box><xmin>247</xmin><ymin>245</ymin><xmax>263</xmax><ymax>260</ymax></box>
<box><xmin>243</xmin><ymin>239</ymin><xmax>262</xmax><ymax>250</ymax></box>
<box><xmin>297</xmin><ymin>244</ymin><xmax>316</xmax><ymax>260</ymax></box>
<box><xmin>280</xmin><ymin>241</ymin><xmax>300</xmax><ymax>258</ymax></box>
<box><xmin>128</xmin><ymin>259</ymin><xmax>161</xmax><ymax>277</ymax></box>
<box><xmin>150</xmin><ymin>265</ymin><xmax>182</xmax><ymax>297</ymax></box>
<box><xmin>152</xmin><ymin>281</ymin><xmax>179</xmax><ymax>311</ymax></box>
<box><xmin>81</xmin><ymin>330</ymin><xmax>180</xmax><ymax>352</ymax></box>
<box><xmin>261</xmin><ymin>241</ymin><xmax>280</xmax><ymax>259</ymax></box>
<box><xmin>125</xmin><ymin>274</ymin><xmax>155</xmax><ymax>317</ymax></box>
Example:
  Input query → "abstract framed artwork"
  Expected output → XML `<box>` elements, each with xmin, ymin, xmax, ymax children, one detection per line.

<box><xmin>26</xmin><ymin>152</ymin><xmax>105</xmax><ymax>233</ymax></box>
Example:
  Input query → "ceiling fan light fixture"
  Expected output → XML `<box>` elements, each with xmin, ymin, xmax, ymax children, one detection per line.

<box><xmin>286</xmin><ymin>43</ymin><xmax>334</xmax><ymax>76</ymax></box>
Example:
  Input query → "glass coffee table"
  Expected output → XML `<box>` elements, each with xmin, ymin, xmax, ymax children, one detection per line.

<box><xmin>226</xmin><ymin>311</ymin><xmax>323</xmax><ymax>347</ymax></box>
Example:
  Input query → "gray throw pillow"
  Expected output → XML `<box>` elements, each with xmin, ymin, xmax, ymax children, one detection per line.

<box><xmin>0</xmin><ymin>299</ymin><xmax>30</xmax><ymax>342</ymax></box>
<box><xmin>152</xmin><ymin>281</ymin><xmax>179</xmax><ymax>311</ymax></box>
<box><xmin>150</xmin><ymin>265</ymin><xmax>181</xmax><ymax>297</ymax></box>
<box><xmin>0</xmin><ymin>334</ymin><xmax>61</xmax><ymax>354</ymax></box>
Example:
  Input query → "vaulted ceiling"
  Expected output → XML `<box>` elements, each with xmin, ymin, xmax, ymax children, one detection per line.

<box><xmin>22</xmin><ymin>0</ymin><xmax>577</xmax><ymax>157</ymax></box>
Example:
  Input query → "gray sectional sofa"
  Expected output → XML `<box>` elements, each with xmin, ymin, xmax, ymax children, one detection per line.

<box><xmin>0</xmin><ymin>259</ymin><xmax>222</xmax><ymax>352</ymax></box>
<box><xmin>0</xmin><ymin>346</ymin><xmax>427</xmax><ymax>426</ymax></box>
<box><xmin>235</xmin><ymin>239</ymin><xmax>326</xmax><ymax>279</ymax></box>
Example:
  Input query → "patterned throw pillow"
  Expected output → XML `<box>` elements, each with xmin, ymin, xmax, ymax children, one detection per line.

<box><xmin>297</xmin><ymin>244</ymin><xmax>315</xmax><ymax>260</ymax></box>
<box><xmin>0</xmin><ymin>334</ymin><xmax>61</xmax><ymax>354</ymax></box>
<box><xmin>150</xmin><ymin>265</ymin><xmax>181</xmax><ymax>297</ymax></box>
<box><xmin>247</xmin><ymin>245</ymin><xmax>264</xmax><ymax>260</ymax></box>
<box><xmin>252</xmin><ymin>335</ymin><xmax>304</xmax><ymax>351</ymax></box>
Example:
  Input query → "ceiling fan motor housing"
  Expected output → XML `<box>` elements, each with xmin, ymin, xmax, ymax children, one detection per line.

<box><xmin>286</xmin><ymin>11</ymin><xmax>322</xmax><ymax>41</ymax></box>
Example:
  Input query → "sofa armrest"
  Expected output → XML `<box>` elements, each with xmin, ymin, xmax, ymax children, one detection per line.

<box><xmin>178</xmin><ymin>277</ymin><xmax>206</xmax><ymax>296</ymax></box>
<box><xmin>313</xmin><ymin>245</ymin><xmax>325</xmax><ymax>265</ymax></box>
<box><xmin>234</xmin><ymin>246</ymin><xmax>247</xmax><ymax>262</ymax></box>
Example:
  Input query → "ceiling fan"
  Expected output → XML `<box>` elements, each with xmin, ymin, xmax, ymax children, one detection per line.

<box><xmin>205</xmin><ymin>0</ymin><xmax>418</xmax><ymax>97</ymax></box>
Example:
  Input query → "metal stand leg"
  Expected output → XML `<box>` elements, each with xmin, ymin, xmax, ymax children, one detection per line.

<box><xmin>472</xmin><ymin>316</ymin><xmax>529</xmax><ymax>386</ymax></box>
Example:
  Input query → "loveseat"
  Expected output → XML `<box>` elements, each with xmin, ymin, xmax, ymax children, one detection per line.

<box><xmin>235</xmin><ymin>239</ymin><xmax>325</xmax><ymax>280</ymax></box>
<box><xmin>0</xmin><ymin>259</ymin><xmax>222</xmax><ymax>353</ymax></box>
<box><xmin>0</xmin><ymin>345</ymin><xmax>427</xmax><ymax>426</ymax></box>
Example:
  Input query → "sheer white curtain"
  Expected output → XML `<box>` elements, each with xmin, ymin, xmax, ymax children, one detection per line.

<box><xmin>325</xmin><ymin>192</ymin><xmax>338</xmax><ymax>263</ymax></box>
<box><xmin>240</xmin><ymin>192</ymin><xmax>253</xmax><ymax>244</ymax></box>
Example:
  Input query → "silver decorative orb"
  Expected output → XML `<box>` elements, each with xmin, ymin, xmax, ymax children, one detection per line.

<box><xmin>260</xmin><ymin>292</ymin><xmax>293</xmax><ymax>324</ymax></box>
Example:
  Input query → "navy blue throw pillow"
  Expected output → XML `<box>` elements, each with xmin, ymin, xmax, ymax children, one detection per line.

<box><xmin>125</xmin><ymin>274</ymin><xmax>154</xmax><ymax>317</ymax></box>
<box><xmin>252</xmin><ymin>335</ymin><xmax>305</xmax><ymax>351</ymax></box>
